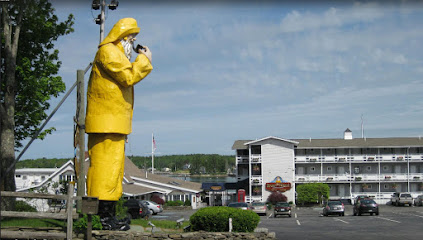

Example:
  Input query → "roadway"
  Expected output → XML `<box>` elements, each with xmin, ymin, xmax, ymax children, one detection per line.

<box><xmin>260</xmin><ymin>205</ymin><xmax>423</xmax><ymax>240</ymax></box>
<box><xmin>149</xmin><ymin>205</ymin><xmax>423</xmax><ymax>240</ymax></box>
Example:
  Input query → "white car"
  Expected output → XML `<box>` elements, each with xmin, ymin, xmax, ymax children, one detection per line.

<box><xmin>141</xmin><ymin>200</ymin><xmax>163</xmax><ymax>215</ymax></box>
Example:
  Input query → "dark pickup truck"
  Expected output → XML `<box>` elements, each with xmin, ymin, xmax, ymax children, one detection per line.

<box><xmin>124</xmin><ymin>199</ymin><xmax>152</xmax><ymax>219</ymax></box>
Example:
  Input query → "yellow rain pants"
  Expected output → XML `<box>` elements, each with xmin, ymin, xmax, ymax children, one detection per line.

<box><xmin>87</xmin><ymin>133</ymin><xmax>125</xmax><ymax>201</ymax></box>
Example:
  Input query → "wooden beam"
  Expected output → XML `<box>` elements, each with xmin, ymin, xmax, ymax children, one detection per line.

<box><xmin>0</xmin><ymin>211</ymin><xmax>78</xmax><ymax>220</ymax></box>
<box><xmin>0</xmin><ymin>230</ymin><xmax>67</xmax><ymax>239</ymax></box>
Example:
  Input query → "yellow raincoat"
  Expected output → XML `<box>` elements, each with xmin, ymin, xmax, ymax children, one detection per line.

<box><xmin>86</xmin><ymin>18</ymin><xmax>153</xmax><ymax>201</ymax></box>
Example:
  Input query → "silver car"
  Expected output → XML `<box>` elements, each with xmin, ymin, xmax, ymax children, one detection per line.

<box><xmin>141</xmin><ymin>200</ymin><xmax>163</xmax><ymax>215</ymax></box>
<box><xmin>228</xmin><ymin>202</ymin><xmax>249</xmax><ymax>210</ymax></box>
<box><xmin>323</xmin><ymin>200</ymin><xmax>345</xmax><ymax>216</ymax></box>
<box><xmin>250</xmin><ymin>202</ymin><xmax>267</xmax><ymax>216</ymax></box>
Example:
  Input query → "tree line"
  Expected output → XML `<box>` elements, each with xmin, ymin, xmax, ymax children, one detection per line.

<box><xmin>130</xmin><ymin>154</ymin><xmax>235</xmax><ymax>174</ymax></box>
<box><xmin>17</xmin><ymin>154</ymin><xmax>236</xmax><ymax>175</ymax></box>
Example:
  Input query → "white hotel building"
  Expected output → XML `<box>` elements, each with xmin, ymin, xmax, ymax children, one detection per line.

<box><xmin>232</xmin><ymin>129</ymin><xmax>423</xmax><ymax>204</ymax></box>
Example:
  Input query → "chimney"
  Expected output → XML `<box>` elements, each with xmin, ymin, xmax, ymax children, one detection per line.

<box><xmin>344</xmin><ymin>128</ymin><xmax>352</xmax><ymax>140</ymax></box>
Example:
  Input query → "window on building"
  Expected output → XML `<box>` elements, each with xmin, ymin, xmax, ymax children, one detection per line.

<box><xmin>16</xmin><ymin>175</ymin><xmax>21</xmax><ymax>178</ymax></box>
<box><xmin>322</xmin><ymin>149</ymin><xmax>334</xmax><ymax>155</ymax></box>
<box><xmin>237</xmin><ymin>149</ymin><xmax>249</xmax><ymax>156</ymax></box>
<box><xmin>252</xmin><ymin>164</ymin><xmax>261</xmax><ymax>176</ymax></box>
<box><xmin>295</xmin><ymin>149</ymin><xmax>306</xmax><ymax>156</ymax></box>
<box><xmin>354</xmin><ymin>167</ymin><xmax>360</xmax><ymax>174</ymax></box>
<box><xmin>335</xmin><ymin>148</ymin><xmax>348</xmax><ymax>155</ymax></box>
<box><xmin>251</xmin><ymin>145</ymin><xmax>261</xmax><ymax>154</ymax></box>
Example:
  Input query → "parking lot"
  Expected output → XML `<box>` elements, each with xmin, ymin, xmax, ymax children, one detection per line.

<box><xmin>148</xmin><ymin>205</ymin><xmax>422</xmax><ymax>239</ymax></box>
<box><xmin>259</xmin><ymin>205</ymin><xmax>423</xmax><ymax>240</ymax></box>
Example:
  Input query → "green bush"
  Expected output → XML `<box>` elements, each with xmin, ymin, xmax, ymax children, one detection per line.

<box><xmin>115</xmin><ymin>198</ymin><xmax>128</xmax><ymax>219</ymax></box>
<box><xmin>73</xmin><ymin>214</ymin><xmax>102</xmax><ymax>233</ymax></box>
<box><xmin>189</xmin><ymin>206</ymin><xmax>259</xmax><ymax>232</ymax></box>
<box><xmin>15</xmin><ymin>201</ymin><xmax>37</xmax><ymax>212</ymax></box>
<box><xmin>165</xmin><ymin>200</ymin><xmax>184</xmax><ymax>206</ymax></box>
<box><xmin>296</xmin><ymin>183</ymin><xmax>330</xmax><ymax>205</ymax></box>
<box><xmin>184</xmin><ymin>199</ymin><xmax>191</xmax><ymax>206</ymax></box>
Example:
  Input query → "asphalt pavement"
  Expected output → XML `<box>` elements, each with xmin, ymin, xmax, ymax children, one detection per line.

<box><xmin>260</xmin><ymin>205</ymin><xmax>423</xmax><ymax>240</ymax></box>
<box><xmin>148</xmin><ymin>205</ymin><xmax>423</xmax><ymax>240</ymax></box>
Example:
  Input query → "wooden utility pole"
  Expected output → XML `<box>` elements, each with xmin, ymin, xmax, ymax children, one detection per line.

<box><xmin>76</xmin><ymin>69</ymin><xmax>86</xmax><ymax>211</ymax></box>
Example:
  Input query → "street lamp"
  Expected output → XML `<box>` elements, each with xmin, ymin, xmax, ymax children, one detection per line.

<box><xmin>92</xmin><ymin>0</ymin><xmax>120</xmax><ymax>42</ymax></box>
<box><xmin>109</xmin><ymin>0</ymin><xmax>119</xmax><ymax>10</ymax></box>
<box><xmin>92</xmin><ymin>0</ymin><xmax>100</xmax><ymax>10</ymax></box>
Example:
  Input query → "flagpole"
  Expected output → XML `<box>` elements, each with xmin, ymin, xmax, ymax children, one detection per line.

<box><xmin>152</xmin><ymin>133</ymin><xmax>155</xmax><ymax>174</ymax></box>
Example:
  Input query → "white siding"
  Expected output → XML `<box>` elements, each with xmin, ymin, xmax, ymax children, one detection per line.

<box><xmin>260</xmin><ymin>139</ymin><xmax>295</xmax><ymax>203</ymax></box>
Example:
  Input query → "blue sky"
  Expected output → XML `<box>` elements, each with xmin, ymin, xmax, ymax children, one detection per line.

<box><xmin>19</xmin><ymin>0</ymin><xmax>423</xmax><ymax>159</ymax></box>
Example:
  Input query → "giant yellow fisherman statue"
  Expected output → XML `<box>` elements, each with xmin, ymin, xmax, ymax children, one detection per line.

<box><xmin>85</xmin><ymin>18</ymin><xmax>153</xmax><ymax>231</ymax></box>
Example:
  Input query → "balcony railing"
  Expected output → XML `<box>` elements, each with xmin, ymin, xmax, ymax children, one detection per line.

<box><xmin>236</xmin><ymin>156</ymin><xmax>249</xmax><ymax>164</ymax></box>
<box><xmin>295</xmin><ymin>154</ymin><xmax>423</xmax><ymax>163</ymax></box>
<box><xmin>246</xmin><ymin>196</ymin><xmax>263</xmax><ymax>203</ymax></box>
<box><xmin>250</xmin><ymin>154</ymin><xmax>262</xmax><ymax>163</ymax></box>
<box><xmin>295</xmin><ymin>173</ymin><xmax>423</xmax><ymax>182</ymax></box>
<box><xmin>251</xmin><ymin>176</ymin><xmax>263</xmax><ymax>185</ymax></box>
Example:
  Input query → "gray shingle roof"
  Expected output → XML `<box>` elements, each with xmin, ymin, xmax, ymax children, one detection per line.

<box><xmin>123</xmin><ymin>157</ymin><xmax>202</xmax><ymax>193</ymax></box>
<box><xmin>83</xmin><ymin>156</ymin><xmax>202</xmax><ymax>196</ymax></box>
<box><xmin>233</xmin><ymin>137</ymin><xmax>423</xmax><ymax>150</ymax></box>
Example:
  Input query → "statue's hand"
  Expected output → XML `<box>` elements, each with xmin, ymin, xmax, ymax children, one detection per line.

<box><xmin>139</xmin><ymin>46</ymin><xmax>152</xmax><ymax>62</ymax></box>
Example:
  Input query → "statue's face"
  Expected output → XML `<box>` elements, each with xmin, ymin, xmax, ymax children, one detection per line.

<box><xmin>126</xmin><ymin>33</ymin><xmax>137</xmax><ymax>43</ymax></box>
<box><xmin>121</xmin><ymin>33</ymin><xmax>137</xmax><ymax>60</ymax></box>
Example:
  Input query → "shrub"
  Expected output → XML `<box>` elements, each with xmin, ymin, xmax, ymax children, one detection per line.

<box><xmin>296</xmin><ymin>183</ymin><xmax>329</xmax><ymax>205</ymax></box>
<box><xmin>190</xmin><ymin>206</ymin><xmax>259</xmax><ymax>232</ymax></box>
<box><xmin>15</xmin><ymin>201</ymin><xmax>37</xmax><ymax>212</ymax></box>
<box><xmin>73</xmin><ymin>214</ymin><xmax>102</xmax><ymax>233</ymax></box>
<box><xmin>165</xmin><ymin>200</ymin><xmax>184</xmax><ymax>206</ymax></box>
<box><xmin>115</xmin><ymin>198</ymin><xmax>128</xmax><ymax>219</ymax></box>
<box><xmin>150</xmin><ymin>194</ymin><xmax>165</xmax><ymax>205</ymax></box>
<box><xmin>184</xmin><ymin>199</ymin><xmax>191</xmax><ymax>206</ymax></box>
<box><xmin>267</xmin><ymin>192</ymin><xmax>287</xmax><ymax>205</ymax></box>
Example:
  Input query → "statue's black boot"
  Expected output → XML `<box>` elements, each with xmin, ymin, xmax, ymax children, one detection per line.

<box><xmin>98</xmin><ymin>200</ymin><xmax>130</xmax><ymax>231</ymax></box>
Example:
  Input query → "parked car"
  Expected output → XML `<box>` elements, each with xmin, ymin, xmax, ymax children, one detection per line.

<box><xmin>250</xmin><ymin>202</ymin><xmax>267</xmax><ymax>216</ymax></box>
<box><xmin>141</xmin><ymin>200</ymin><xmax>163</xmax><ymax>215</ymax></box>
<box><xmin>391</xmin><ymin>192</ymin><xmax>413</xmax><ymax>206</ymax></box>
<box><xmin>353</xmin><ymin>199</ymin><xmax>379</xmax><ymax>216</ymax></box>
<box><xmin>273</xmin><ymin>202</ymin><xmax>291</xmax><ymax>218</ymax></box>
<box><xmin>228</xmin><ymin>202</ymin><xmax>249</xmax><ymax>210</ymax></box>
<box><xmin>414</xmin><ymin>195</ymin><xmax>423</xmax><ymax>206</ymax></box>
<box><xmin>123</xmin><ymin>199</ymin><xmax>151</xmax><ymax>220</ymax></box>
<box><xmin>354</xmin><ymin>195</ymin><xmax>369</xmax><ymax>204</ymax></box>
<box><xmin>323</xmin><ymin>200</ymin><xmax>345</xmax><ymax>216</ymax></box>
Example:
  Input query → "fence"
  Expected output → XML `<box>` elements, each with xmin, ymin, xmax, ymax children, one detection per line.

<box><xmin>1</xmin><ymin>183</ymin><xmax>80</xmax><ymax>240</ymax></box>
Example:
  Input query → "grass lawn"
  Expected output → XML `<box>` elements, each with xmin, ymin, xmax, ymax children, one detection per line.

<box><xmin>1</xmin><ymin>218</ymin><xmax>66</xmax><ymax>228</ymax></box>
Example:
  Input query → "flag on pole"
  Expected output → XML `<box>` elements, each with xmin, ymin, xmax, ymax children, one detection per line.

<box><xmin>153</xmin><ymin>135</ymin><xmax>157</xmax><ymax>152</ymax></box>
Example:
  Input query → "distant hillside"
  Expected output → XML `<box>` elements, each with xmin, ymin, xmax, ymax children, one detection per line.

<box><xmin>16</xmin><ymin>154</ymin><xmax>236</xmax><ymax>174</ymax></box>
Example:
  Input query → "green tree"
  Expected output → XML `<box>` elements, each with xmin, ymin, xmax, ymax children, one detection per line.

<box><xmin>296</xmin><ymin>183</ymin><xmax>330</xmax><ymax>206</ymax></box>
<box><xmin>0</xmin><ymin>0</ymin><xmax>74</xmax><ymax>211</ymax></box>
